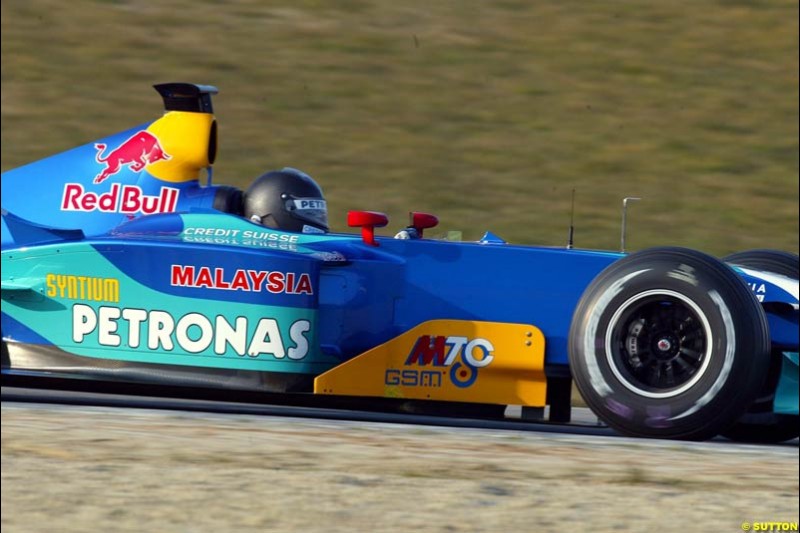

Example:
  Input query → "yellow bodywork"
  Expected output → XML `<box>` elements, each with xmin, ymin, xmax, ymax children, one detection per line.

<box><xmin>146</xmin><ymin>111</ymin><xmax>216</xmax><ymax>183</ymax></box>
<box><xmin>314</xmin><ymin>320</ymin><xmax>547</xmax><ymax>407</ymax></box>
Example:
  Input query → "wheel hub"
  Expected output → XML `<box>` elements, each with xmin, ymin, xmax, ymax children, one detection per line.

<box><xmin>653</xmin><ymin>333</ymin><xmax>679</xmax><ymax>360</ymax></box>
<box><xmin>608</xmin><ymin>291</ymin><xmax>710</xmax><ymax>398</ymax></box>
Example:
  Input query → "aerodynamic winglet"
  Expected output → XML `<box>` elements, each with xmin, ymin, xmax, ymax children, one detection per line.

<box><xmin>154</xmin><ymin>83</ymin><xmax>219</xmax><ymax>114</ymax></box>
<box><xmin>1</xmin><ymin>209</ymin><xmax>85</xmax><ymax>247</ymax></box>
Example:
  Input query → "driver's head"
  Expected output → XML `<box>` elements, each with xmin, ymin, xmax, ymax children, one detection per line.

<box><xmin>243</xmin><ymin>167</ymin><xmax>329</xmax><ymax>233</ymax></box>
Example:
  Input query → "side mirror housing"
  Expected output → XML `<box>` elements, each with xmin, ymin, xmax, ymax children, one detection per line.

<box><xmin>410</xmin><ymin>212</ymin><xmax>439</xmax><ymax>237</ymax></box>
<box><xmin>348</xmin><ymin>211</ymin><xmax>389</xmax><ymax>246</ymax></box>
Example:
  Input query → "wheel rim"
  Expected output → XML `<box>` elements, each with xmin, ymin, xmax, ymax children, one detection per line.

<box><xmin>605</xmin><ymin>290</ymin><xmax>713</xmax><ymax>399</ymax></box>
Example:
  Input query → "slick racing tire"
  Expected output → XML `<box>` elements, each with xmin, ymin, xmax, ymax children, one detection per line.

<box><xmin>720</xmin><ymin>249</ymin><xmax>800</xmax><ymax>443</ymax></box>
<box><xmin>569</xmin><ymin>247</ymin><xmax>770</xmax><ymax>440</ymax></box>
<box><xmin>723</xmin><ymin>249</ymin><xmax>799</xmax><ymax>279</ymax></box>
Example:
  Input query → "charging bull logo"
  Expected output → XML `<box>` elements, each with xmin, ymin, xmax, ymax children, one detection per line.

<box><xmin>93</xmin><ymin>131</ymin><xmax>170</xmax><ymax>184</ymax></box>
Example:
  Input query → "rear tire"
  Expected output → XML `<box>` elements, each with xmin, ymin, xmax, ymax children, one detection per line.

<box><xmin>569</xmin><ymin>247</ymin><xmax>770</xmax><ymax>440</ymax></box>
<box><xmin>721</xmin><ymin>249</ymin><xmax>799</xmax><ymax>443</ymax></box>
<box><xmin>723</xmin><ymin>249</ymin><xmax>798</xmax><ymax>279</ymax></box>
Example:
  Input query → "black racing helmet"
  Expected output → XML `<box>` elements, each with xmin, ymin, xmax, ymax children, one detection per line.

<box><xmin>243</xmin><ymin>167</ymin><xmax>329</xmax><ymax>233</ymax></box>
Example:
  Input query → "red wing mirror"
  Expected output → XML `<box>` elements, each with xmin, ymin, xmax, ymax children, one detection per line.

<box><xmin>410</xmin><ymin>212</ymin><xmax>439</xmax><ymax>237</ymax></box>
<box><xmin>348</xmin><ymin>211</ymin><xmax>389</xmax><ymax>246</ymax></box>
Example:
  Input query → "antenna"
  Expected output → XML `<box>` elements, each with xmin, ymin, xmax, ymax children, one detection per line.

<box><xmin>620</xmin><ymin>196</ymin><xmax>641</xmax><ymax>252</ymax></box>
<box><xmin>567</xmin><ymin>189</ymin><xmax>576</xmax><ymax>249</ymax></box>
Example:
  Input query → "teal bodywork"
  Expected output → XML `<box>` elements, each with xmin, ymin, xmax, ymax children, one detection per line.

<box><xmin>775</xmin><ymin>352</ymin><xmax>799</xmax><ymax>415</ymax></box>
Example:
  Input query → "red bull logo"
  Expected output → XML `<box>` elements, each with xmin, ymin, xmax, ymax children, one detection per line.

<box><xmin>61</xmin><ymin>183</ymin><xmax>179</xmax><ymax>215</ymax></box>
<box><xmin>94</xmin><ymin>130</ymin><xmax>170</xmax><ymax>184</ymax></box>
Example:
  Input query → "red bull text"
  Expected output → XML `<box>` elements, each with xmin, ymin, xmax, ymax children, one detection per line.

<box><xmin>61</xmin><ymin>183</ymin><xmax>179</xmax><ymax>215</ymax></box>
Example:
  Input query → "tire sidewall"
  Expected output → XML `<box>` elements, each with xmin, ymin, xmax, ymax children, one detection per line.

<box><xmin>720</xmin><ymin>249</ymin><xmax>799</xmax><ymax>442</ymax></box>
<box><xmin>570</xmin><ymin>248</ymin><xmax>769</xmax><ymax>439</ymax></box>
<box><xmin>723</xmin><ymin>249</ymin><xmax>799</xmax><ymax>279</ymax></box>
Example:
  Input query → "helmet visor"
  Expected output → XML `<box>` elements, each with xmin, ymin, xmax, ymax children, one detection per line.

<box><xmin>285</xmin><ymin>197</ymin><xmax>329</xmax><ymax>230</ymax></box>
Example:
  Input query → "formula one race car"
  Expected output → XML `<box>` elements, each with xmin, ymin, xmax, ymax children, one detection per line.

<box><xmin>2</xmin><ymin>84</ymin><xmax>798</xmax><ymax>442</ymax></box>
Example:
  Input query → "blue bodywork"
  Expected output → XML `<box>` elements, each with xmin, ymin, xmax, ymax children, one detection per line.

<box><xmin>1</xmin><ymin>85</ymin><xmax>797</xmax><ymax>422</ymax></box>
<box><xmin>3</xmin><ymin>208</ymin><xmax>798</xmax><ymax>384</ymax></box>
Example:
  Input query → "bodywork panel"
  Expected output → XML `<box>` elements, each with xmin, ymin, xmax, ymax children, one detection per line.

<box><xmin>2</xmin><ymin>84</ymin><xmax>797</xmax><ymax>418</ymax></box>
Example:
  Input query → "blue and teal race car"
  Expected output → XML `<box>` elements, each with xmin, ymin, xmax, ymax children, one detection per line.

<box><xmin>2</xmin><ymin>84</ymin><xmax>797</xmax><ymax>442</ymax></box>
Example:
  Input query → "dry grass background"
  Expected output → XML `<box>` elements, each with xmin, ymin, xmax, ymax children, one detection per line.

<box><xmin>1</xmin><ymin>0</ymin><xmax>798</xmax><ymax>254</ymax></box>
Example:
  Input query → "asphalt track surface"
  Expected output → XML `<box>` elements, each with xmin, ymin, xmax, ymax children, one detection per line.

<box><xmin>3</xmin><ymin>381</ymin><xmax>798</xmax><ymax>533</ymax></box>
<box><xmin>1</xmin><ymin>384</ymin><xmax>612</xmax><ymax>438</ymax></box>
<box><xmin>2</xmin><ymin>380</ymin><xmax>797</xmax><ymax>448</ymax></box>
